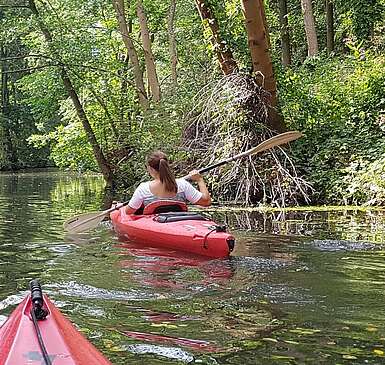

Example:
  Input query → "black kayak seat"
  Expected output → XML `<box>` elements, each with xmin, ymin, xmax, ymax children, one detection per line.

<box><xmin>142</xmin><ymin>200</ymin><xmax>188</xmax><ymax>215</ymax></box>
<box><xmin>155</xmin><ymin>212</ymin><xmax>208</xmax><ymax>223</ymax></box>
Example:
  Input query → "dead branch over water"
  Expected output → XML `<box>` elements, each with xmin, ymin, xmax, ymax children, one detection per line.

<box><xmin>183</xmin><ymin>73</ymin><xmax>312</xmax><ymax>207</ymax></box>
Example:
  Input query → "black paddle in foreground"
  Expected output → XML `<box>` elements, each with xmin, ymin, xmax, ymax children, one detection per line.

<box><xmin>64</xmin><ymin>130</ymin><xmax>303</xmax><ymax>234</ymax></box>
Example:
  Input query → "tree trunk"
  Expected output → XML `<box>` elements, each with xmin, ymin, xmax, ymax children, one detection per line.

<box><xmin>301</xmin><ymin>0</ymin><xmax>318</xmax><ymax>57</ymax></box>
<box><xmin>195</xmin><ymin>0</ymin><xmax>238</xmax><ymax>75</ymax></box>
<box><xmin>241</xmin><ymin>0</ymin><xmax>284</xmax><ymax>132</ymax></box>
<box><xmin>119</xmin><ymin>57</ymin><xmax>129</xmax><ymax>126</ymax></box>
<box><xmin>1</xmin><ymin>44</ymin><xmax>17</xmax><ymax>168</ymax></box>
<box><xmin>69</xmin><ymin>67</ymin><xmax>119</xmax><ymax>139</ymax></box>
<box><xmin>91</xmin><ymin>88</ymin><xmax>119</xmax><ymax>139</ymax></box>
<box><xmin>278</xmin><ymin>0</ymin><xmax>291</xmax><ymax>66</ymax></box>
<box><xmin>112</xmin><ymin>0</ymin><xmax>149</xmax><ymax>109</ymax></box>
<box><xmin>259</xmin><ymin>0</ymin><xmax>271</xmax><ymax>49</ymax></box>
<box><xmin>241</xmin><ymin>0</ymin><xmax>276</xmax><ymax>103</ymax></box>
<box><xmin>168</xmin><ymin>0</ymin><xmax>178</xmax><ymax>88</ymax></box>
<box><xmin>28</xmin><ymin>0</ymin><xmax>114</xmax><ymax>187</ymax></box>
<box><xmin>137</xmin><ymin>0</ymin><xmax>161</xmax><ymax>102</ymax></box>
<box><xmin>325</xmin><ymin>0</ymin><xmax>334</xmax><ymax>53</ymax></box>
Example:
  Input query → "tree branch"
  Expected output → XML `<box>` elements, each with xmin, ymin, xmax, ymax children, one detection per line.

<box><xmin>0</xmin><ymin>54</ymin><xmax>56</xmax><ymax>61</ymax></box>
<box><xmin>0</xmin><ymin>54</ymin><xmax>145</xmax><ymax>96</ymax></box>
<box><xmin>2</xmin><ymin>64</ymin><xmax>58</xmax><ymax>73</ymax></box>
<box><xmin>0</xmin><ymin>5</ymin><xmax>30</xmax><ymax>8</ymax></box>
<box><xmin>67</xmin><ymin>63</ymin><xmax>146</xmax><ymax>97</ymax></box>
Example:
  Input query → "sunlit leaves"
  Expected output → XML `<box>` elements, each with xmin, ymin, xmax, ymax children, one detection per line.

<box><xmin>279</xmin><ymin>54</ymin><xmax>385</xmax><ymax>205</ymax></box>
<box><xmin>373</xmin><ymin>349</ymin><xmax>385</xmax><ymax>356</ymax></box>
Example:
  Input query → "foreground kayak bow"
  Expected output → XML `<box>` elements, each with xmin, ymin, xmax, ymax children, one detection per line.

<box><xmin>0</xmin><ymin>281</ymin><xmax>111</xmax><ymax>365</ymax></box>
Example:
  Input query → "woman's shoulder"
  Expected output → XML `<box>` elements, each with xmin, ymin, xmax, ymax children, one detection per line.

<box><xmin>176</xmin><ymin>178</ymin><xmax>193</xmax><ymax>190</ymax></box>
<box><xmin>135</xmin><ymin>181</ymin><xmax>151</xmax><ymax>193</ymax></box>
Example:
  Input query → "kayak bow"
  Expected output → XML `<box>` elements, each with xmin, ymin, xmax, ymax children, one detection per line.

<box><xmin>0</xmin><ymin>281</ymin><xmax>111</xmax><ymax>365</ymax></box>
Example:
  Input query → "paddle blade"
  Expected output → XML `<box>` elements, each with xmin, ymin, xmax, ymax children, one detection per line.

<box><xmin>250</xmin><ymin>131</ymin><xmax>303</xmax><ymax>156</ymax></box>
<box><xmin>234</xmin><ymin>131</ymin><xmax>303</xmax><ymax>160</ymax></box>
<box><xmin>63</xmin><ymin>211</ymin><xmax>108</xmax><ymax>234</ymax></box>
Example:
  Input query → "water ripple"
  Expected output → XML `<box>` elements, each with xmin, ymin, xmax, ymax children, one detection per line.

<box><xmin>0</xmin><ymin>291</ymin><xmax>27</xmax><ymax>311</ymax></box>
<box><xmin>230</xmin><ymin>256</ymin><xmax>291</xmax><ymax>272</ymax></box>
<box><xmin>124</xmin><ymin>344</ymin><xmax>195</xmax><ymax>363</ymax></box>
<box><xmin>309</xmin><ymin>239</ymin><xmax>382</xmax><ymax>251</ymax></box>
<box><xmin>46</xmin><ymin>281</ymin><xmax>162</xmax><ymax>301</ymax></box>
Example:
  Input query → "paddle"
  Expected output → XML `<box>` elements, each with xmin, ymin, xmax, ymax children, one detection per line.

<box><xmin>64</xmin><ymin>130</ymin><xmax>303</xmax><ymax>233</ymax></box>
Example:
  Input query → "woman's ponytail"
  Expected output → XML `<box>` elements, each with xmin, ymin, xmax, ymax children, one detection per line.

<box><xmin>147</xmin><ymin>151</ymin><xmax>177</xmax><ymax>193</ymax></box>
<box><xmin>159</xmin><ymin>158</ymin><xmax>177</xmax><ymax>193</ymax></box>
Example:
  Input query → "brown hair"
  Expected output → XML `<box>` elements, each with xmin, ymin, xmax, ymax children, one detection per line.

<box><xmin>147</xmin><ymin>151</ymin><xmax>177</xmax><ymax>193</ymax></box>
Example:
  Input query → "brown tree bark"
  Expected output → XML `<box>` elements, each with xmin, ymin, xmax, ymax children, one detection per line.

<box><xmin>28</xmin><ymin>0</ymin><xmax>114</xmax><ymax>186</ymax></box>
<box><xmin>0</xmin><ymin>46</ymin><xmax>9</xmax><ymax>120</ymax></box>
<box><xmin>278</xmin><ymin>0</ymin><xmax>291</xmax><ymax>66</ymax></box>
<box><xmin>119</xmin><ymin>57</ymin><xmax>129</xmax><ymax>127</ymax></box>
<box><xmin>195</xmin><ymin>0</ymin><xmax>238</xmax><ymax>75</ymax></box>
<box><xmin>91</xmin><ymin>88</ymin><xmax>119</xmax><ymax>139</ymax></box>
<box><xmin>168</xmin><ymin>0</ymin><xmax>178</xmax><ymax>88</ymax></box>
<box><xmin>241</xmin><ymin>0</ymin><xmax>285</xmax><ymax>132</ymax></box>
<box><xmin>69</xmin><ymin>67</ymin><xmax>119</xmax><ymax>139</ymax></box>
<box><xmin>325</xmin><ymin>0</ymin><xmax>334</xmax><ymax>53</ymax></box>
<box><xmin>1</xmin><ymin>44</ymin><xmax>17</xmax><ymax>168</ymax></box>
<box><xmin>241</xmin><ymin>0</ymin><xmax>276</xmax><ymax>103</ymax></box>
<box><xmin>137</xmin><ymin>0</ymin><xmax>161</xmax><ymax>102</ymax></box>
<box><xmin>301</xmin><ymin>0</ymin><xmax>319</xmax><ymax>57</ymax></box>
<box><xmin>112</xmin><ymin>0</ymin><xmax>149</xmax><ymax>109</ymax></box>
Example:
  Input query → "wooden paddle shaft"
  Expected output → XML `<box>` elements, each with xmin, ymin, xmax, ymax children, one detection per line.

<box><xmin>198</xmin><ymin>156</ymin><xmax>235</xmax><ymax>174</ymax></box>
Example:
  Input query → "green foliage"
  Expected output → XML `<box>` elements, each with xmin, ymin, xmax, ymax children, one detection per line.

<box><xmin>0</xmin><ymin>0</ymin><xmax>217</xmax><ymax>175</ymax></box>
<box><xmin>0</xmin><ymin>17</ymin><xmax>51</xmax><ymax>170</ymax></box>
<box><xmin>265</xmin><ymin>0</ymin><xmax>385</xmax><ymax>65</ymax></box>
<box><xmin>341</xmin><ymin>156</ymin><xmax>385</xmax><ymax>205</ymax></box>
<box><xmin>279</xmin><ymin>54</ymin><xmax>385</xmax><ymax>205</ymax></box>
<box><xmin>335</xmin><ymin>0</ymin><xmax>385</xmax><ymax>42</ymax></box>
<box><xmin>111</xmin><ymin>93</ymin><xmax>198</xmax><ymax>192</ymax></box>
<box><xmin>1</xmin><ymin>0</ymin><xmax>385</xmax><ymax>207</ymax></box>
<box><xmin>29</xmin><ymin>123</ymin><xmax>98</xmax><ymax>172</ymax></box>
<box><xmin>211</xmin><ymin>0</ymin><xmax>250</xmax><ymax>69</ymax></box>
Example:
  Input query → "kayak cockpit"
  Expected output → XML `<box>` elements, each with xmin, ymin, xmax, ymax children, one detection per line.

<box><xmin>154</xmin><ymin>211</ymin><xmax>208</xmax><ymax>223</ymax></box>
<box><xmin>142</xmin><ymin>200</ymin><xmax>188</xmax><ymax>214</ymax></box>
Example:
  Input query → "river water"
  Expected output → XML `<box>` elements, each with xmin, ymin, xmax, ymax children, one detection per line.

<box><xmin>1</xmin><ymin>171</ymin><xmax>385</xmax><ymax>364</ymax></box>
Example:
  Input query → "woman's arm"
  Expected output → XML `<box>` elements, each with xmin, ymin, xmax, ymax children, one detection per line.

<box><xmin>124</xmin><ymin>183</ymin><xmax>146</xmax><ymax>214</ymax></box>
<box><xmin>188</xmin><ymin>170</ymin><xmax>212</xmax><ymax>207</ymax></box>
<box><xmin>125</xmin><ymin>206</ymin><xmax>137</xmax><ymax>214</ymax></box>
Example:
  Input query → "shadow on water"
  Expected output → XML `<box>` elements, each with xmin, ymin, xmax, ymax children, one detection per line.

<box><xmin>1</xmin><ymin>171</ymin><xmax>385</xmax><ymax>364</ymax></box>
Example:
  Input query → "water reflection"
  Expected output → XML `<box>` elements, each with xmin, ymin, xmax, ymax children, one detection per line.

<box><xmin>211</xmin><ymin>208</ymin><xmax>385</xmax><ymax>243</ymax></box>
<box><xmin>116</xmin><ymin>241</ymin><xmax>234</xmax><ymax>292</ymax></box>
<box><xmin>122</xmin><ymin>331</ymin><xmax>220</xmax><ymax>352</ymax></box>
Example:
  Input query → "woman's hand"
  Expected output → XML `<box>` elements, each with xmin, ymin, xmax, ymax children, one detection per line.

<box><xmin>188</xmin><ymin>169</ymin><xmax>203</xmax><ymax>182</ymax></box>
<box><xmin>188</xmin><ymin>170</ymin><xmax>211</xmax><ymax>206</ymax></box>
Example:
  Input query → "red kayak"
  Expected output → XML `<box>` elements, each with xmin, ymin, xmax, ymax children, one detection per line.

<box><xmin>110</xmin><ymin>200</ymin><xmax>235</xmax><ymax>258</ymax></box>
<box><xmin>0</xmin><ymin>281</ymin><xmax>111</xmax><ymax>365</ymax></box>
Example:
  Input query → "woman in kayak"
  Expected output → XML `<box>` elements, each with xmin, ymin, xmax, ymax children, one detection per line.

<box><xmin>125</xmin><ymin>151</ymin><xmax>211</xmax><ymax>214</ymax></box>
